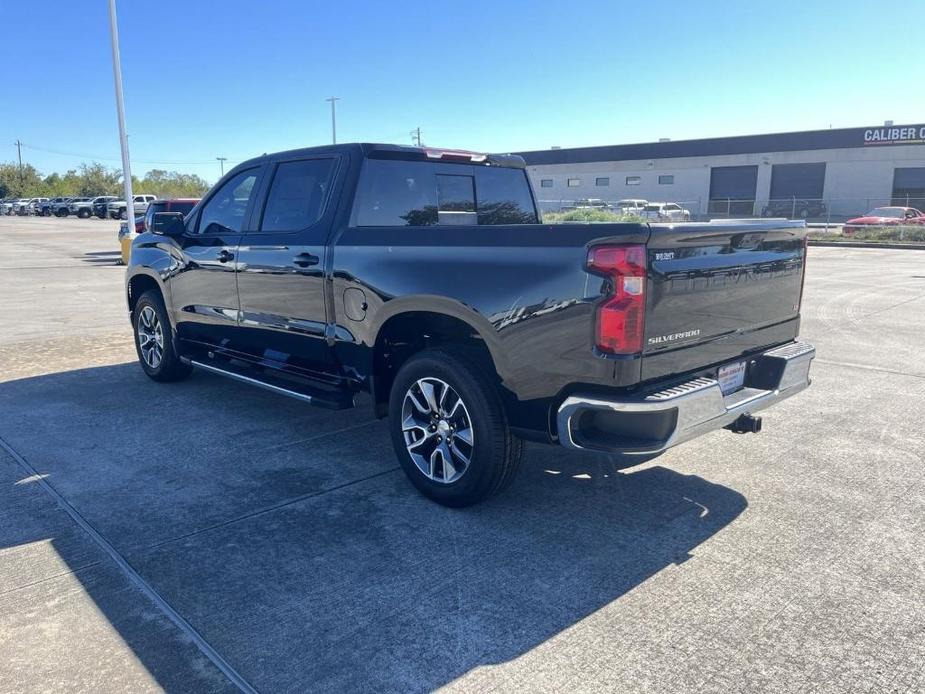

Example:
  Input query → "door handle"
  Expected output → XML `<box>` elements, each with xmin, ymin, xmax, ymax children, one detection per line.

<box><xmin>217</xmin><ymin>249</ymin><xmax>235</xmax><ymax>263</ymax></box>
<box><xmin>293</xmin><ymin>252</ymin><xmax>320</xmax><ymax>267</ymax></box>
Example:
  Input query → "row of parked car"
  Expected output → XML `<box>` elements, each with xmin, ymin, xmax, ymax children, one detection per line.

<box><xmin>0</xmin><ymin>194</ymin><xmax>158</xmax><ymax>219</ymax></box>
<box><xmin>565</xmin><ymin>198</ymin><xmax>693</xmax><ymax>221</ymax></box>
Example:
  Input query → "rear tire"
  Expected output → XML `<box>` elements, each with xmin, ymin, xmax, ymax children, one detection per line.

<box><xmin>132</xmin><ymin>289</ymin><xmax>192</xmax><ymax>382</ymax></box>
<box><xmin>388</xmin><ymin>347</ymin><xmax>524</xmax><ymax>507</ymax></box>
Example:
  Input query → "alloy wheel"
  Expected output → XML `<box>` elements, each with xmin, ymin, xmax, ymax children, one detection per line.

<box><xmin>401</xmin><ymin>377</ymin><xmax>474</xmax><ymax>484</ymax></box>
<box><xmin>136</xmin><ymin>305</ymin><xmax>164</xmax><ymax>369</ymax></box>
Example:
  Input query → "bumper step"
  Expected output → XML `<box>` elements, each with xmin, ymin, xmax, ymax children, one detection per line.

<box><xmin>557</xmin><ymin>340</ymin><xmax>815</xmax><ymax>455</ymax></box>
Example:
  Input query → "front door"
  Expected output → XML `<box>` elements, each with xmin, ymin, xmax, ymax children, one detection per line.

<box><xmin>169</xmin><ymin>166</ymin><xmax>263</xmax><ymax>350</ymax></box>
<box><xmin>234</xmin><ymin>156</ymin><xmax>341</xmax><ymax>381</ymax></box>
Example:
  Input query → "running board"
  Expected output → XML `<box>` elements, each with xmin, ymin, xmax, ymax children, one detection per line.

<box><xmin>184</xmin><ymin>358</ymin><xmax>355</xmax><ymax>410</ymax></box>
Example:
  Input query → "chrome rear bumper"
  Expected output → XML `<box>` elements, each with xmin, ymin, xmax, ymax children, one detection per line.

<box><xmin>557</xmin><ymin>341</ymin><xmax>815</xmax><ymax>454</ymax></box>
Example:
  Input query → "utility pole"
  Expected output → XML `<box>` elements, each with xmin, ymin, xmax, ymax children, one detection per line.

<box><xmin>15</xmin><ymin>140</ymin><xmax>23</xmax><ymax>183</ymax></box>
<box><xmin>325</xmin><ymin>97</ymin><xmax>340</xmax><ymax>144</ymax></box>
<box><xmin>107</xmin><ymin>0</ymin><xmax>133</xmax><ymax>216</ymax></box>
<box><xmin>410</xmin><ymin>127</ymin><xmax>423</xmax><ymax>147</ymax></box>
<box><xmin>216</xmin><ymin>157</ymin><xmax>227</xmax><ymax>177</ymax></box>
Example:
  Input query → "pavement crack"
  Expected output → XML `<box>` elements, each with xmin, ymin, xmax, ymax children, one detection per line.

<box><xmin>859</xmin><ymin>291</ymin><xmax>925</xmax><ymax>318</ymax></box>
<box><xmin>0</xmin><ymin>435</ymin><xmax>260</xmax><ymax>694</ymax></box>
<box><xmin>814</xmin><ymin>359</ymin><xmax>925</xmax><ymax>380</ymax></box>
<box><xmin>134</xmin><ymin>467</ymin><xmax>401</xmax><ymax>554</ymax></box>
<box><xmin>0</xmin><ymin>561</ymin><xmax>104</xmax><ymax>597</ymax></box>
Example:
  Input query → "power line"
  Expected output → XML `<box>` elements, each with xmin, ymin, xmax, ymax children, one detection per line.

<box><xmin>410</xmin><ymin>127</ymin><xmax>423</xmax><ymax>147</ymax></box>
<box><xmin>18</xmin><ymin>142</ymin><xmax>240</xmax><ymax>166</ymax></box>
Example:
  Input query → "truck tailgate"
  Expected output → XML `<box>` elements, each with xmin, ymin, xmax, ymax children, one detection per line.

<box><xmin>641</xmin><ymin>221</ymin><xmax>807</xmax><ymax>382</ymax></box>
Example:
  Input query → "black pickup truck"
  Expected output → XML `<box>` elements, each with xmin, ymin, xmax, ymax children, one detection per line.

<box><xmin>126</xmin><ymin>143</ymin><xmax>814</xmax><ymax>506</ymax></box>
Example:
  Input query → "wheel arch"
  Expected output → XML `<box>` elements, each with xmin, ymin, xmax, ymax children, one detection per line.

<box><xmin>369</xmin><ymin>298</ymin><xmax>508</xmax><ymax>419</ymax></box>
<box><xmin>126</xmin><ymin>270</ymin><xmax>165</xmax><ymax>316</ymax></box>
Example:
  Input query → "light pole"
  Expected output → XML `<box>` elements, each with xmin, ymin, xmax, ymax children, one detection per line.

<box><xmin>216</xmin><ymin>157</ymin><xmax>227</xmax><ymax>177</ymax></box>
<box><xmin>107</xmin><ymin>0</ymin><xmax>133</xmax><ymax>216</ymax></box>
<box><xmin>325</xmin><ymin>97</ymin><xmax>340</xmax><ymax>144</ymax></box>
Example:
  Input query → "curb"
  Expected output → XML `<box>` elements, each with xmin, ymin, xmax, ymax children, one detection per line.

<box><xmin>808</xmin><ymin>240</ymin><xmax>925</xmax><ymax>251</ymax></box>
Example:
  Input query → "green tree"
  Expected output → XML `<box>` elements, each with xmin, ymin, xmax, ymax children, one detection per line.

<box><xmin>138</xmin><ymin>169</ymin><xmax>211</xmax><ymax>198</ymax></box>
<box><xmin>0</xmin><ymin>162</ymin><xmax>44</xmax><ymax>198</ymax></box>
<box><xmin>74</xmin><ymin>162</ymin><xmax>122</xmax><ymax>197</ymax></box>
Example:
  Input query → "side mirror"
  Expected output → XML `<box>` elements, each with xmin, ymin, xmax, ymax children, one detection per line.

<box><xmin>152</xmin><ymin>211</ymin><xmax>186</xmax><ymax>236</ymax></box>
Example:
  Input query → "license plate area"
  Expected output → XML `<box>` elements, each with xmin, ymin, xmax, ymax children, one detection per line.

<box><xmin>718</xmin><ymin>360</ymin><xmax>747</xmax><ymax>396</ymax></box>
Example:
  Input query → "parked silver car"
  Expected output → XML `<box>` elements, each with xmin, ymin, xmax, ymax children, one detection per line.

<box><xmin>615</xmin><ymin>199</ymin><xmax>648</xmax><ymax>215</ymax></box>
<box><xmin>642</xmin><ymin>202</ymin><xmax>691</xmax><ymax>222</ymax></box>
<box><xmin>0</xmin><ymin>198</ymin><xmax>23</xmax><ymax>215</ymax></box>
<box><xmin>15</xmin><ymin>198</ymin><xmax>47</xmax><ymax>215</ymax></box>
<box><xmin>108</xmin><ymin>194</ymin><xmax>157</xmax><ymax>220</ymax></box>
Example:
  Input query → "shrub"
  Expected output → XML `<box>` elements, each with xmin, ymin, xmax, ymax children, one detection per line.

<box><xmin>543</xmin><ymin>208</ymin><xmax>645</xmax><ymax>223</ymax></box>
<box><xmin>810</xmin><ymin>225</ymin><xmax>925</xmax><ymax>243</ymax></box>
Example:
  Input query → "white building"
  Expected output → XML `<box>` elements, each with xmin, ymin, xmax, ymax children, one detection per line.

<box><xmin>517</xmin><ymin>123</ymin><xmax>925</xmax><ymax>220</ymax></box>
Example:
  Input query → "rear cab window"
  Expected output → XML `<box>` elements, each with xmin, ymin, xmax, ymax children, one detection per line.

<box><xmin>351</xmin><ymin>158</ymin><xmax>538</xmax><ymax>227</ymax></box>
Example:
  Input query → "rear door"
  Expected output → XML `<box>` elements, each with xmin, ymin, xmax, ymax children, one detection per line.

<box><xmin>641</xmin><ymin>221</ymin><xmax>807</xmax><ymax>380</ymax></box>
<box><xmin>234</xmin><ymin>155</ymin><xmax>343</xmax><ymax>380</ymax></box>
<box><xmin>169</xmin><ymin>166</ymin><xmax>263</xmax><ymax>349</ymax></box>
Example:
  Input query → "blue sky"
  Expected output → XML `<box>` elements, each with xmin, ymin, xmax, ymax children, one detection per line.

<box><xmin>2</xmin><ymin>0</ymin><xmax>924</xmax><ymax>183</ymax></box>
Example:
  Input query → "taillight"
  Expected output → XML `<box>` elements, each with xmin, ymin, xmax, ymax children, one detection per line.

<box><xmin>587</xmin><ymin>244</ymin><xmax>647</xmax><ymax>354</ymax></box>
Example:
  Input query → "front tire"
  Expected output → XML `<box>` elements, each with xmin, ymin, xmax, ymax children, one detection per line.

<box><xmin>388</xmin><ymin>347</ymin><xmax>524</xmax><ymax>507</ymax></box>
<box><xmin>77</xmin><ymin>208</ymin><xmax>89</xmax><ymax>218</ymax></box>
<box><xmin>132</xmin><ymin>290</ymin><xmax>191</xmax><ymax>382</ymax></box>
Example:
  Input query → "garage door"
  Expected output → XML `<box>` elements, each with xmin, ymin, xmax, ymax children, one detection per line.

<box><xmin>892</xmin><ymin>167</ymin><xmax>925</xmax><ymax>209</ymax></box>
<box><xmin>709</xmin><ymin>165</ymin><xmax>758</xmax><ymax>215</ymax></box>
<box><xmin>769</xmin><ymin>163</ymin><xmax>826</xmax><ymax>201</ymax></box>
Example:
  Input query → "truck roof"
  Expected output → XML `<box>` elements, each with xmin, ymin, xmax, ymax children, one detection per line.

<box><xmin>234</xmin><ymin>143</ymin><xmax>527</xmax><ymax>172</ymax></box>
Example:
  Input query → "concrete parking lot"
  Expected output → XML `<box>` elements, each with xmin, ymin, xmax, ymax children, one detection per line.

<box><xmin>0</xmin><ymin>214</ymin><xmax>923</xmax><ymax>693</ymax></box>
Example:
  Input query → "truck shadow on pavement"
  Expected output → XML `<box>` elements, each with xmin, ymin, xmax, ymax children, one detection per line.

<box><xmin>0</xmin><ymin>363</ymin><xmax>748</xmax><ymax>692</ymax></box>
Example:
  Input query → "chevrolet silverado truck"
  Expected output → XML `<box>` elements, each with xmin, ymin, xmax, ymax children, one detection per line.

<box><xmin>126</xmin><ymin>143</ymin><xmax>814</xmax><ymax>507</ymax></box>
<box><xmin>109</xmin><ymin>194</ymin><xmax>157</xmax><ymax>220</ymax></box>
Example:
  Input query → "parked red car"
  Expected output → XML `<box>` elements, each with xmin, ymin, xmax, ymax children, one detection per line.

<box><xmin>118</xmin><ymin>198</ymin><xmax>201</xmax><ymax>264</ymax></box>
<box><xmin>843</xmin><ymin>207</ymin><xmax>925</xmax><ymax>235</ymax></box>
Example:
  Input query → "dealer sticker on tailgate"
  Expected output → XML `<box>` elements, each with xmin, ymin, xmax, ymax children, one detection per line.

<box><xmin>718</xmin><ymin>361</ymin><xmax>747</xmax><ymax>395</ymax></box>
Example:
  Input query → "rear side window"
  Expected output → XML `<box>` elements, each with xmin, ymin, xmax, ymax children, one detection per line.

<box><xmin>260</xmin><ymin>159</ymin><xmax>336</xmax><ymax>232</ymax></box>
<box><xmin>353</xmin><ymin>159</ymin><xmax>437</xmax><ymax>226</ymax></box>
<box><xmin>475</xmin><ymin>167</ymin><xmax>538</xmax><ymax>224</ymax></box>
<box><xmin>352</xmin><ymin>159</ymin><xmax>537</xmax><ymax>226</ymax></box>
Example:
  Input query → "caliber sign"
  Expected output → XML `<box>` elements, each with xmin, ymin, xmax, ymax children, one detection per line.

<box><xmin>863</xmin><ymin>125</ymin><xmax>925</xmax><ymax>145</ymax></box>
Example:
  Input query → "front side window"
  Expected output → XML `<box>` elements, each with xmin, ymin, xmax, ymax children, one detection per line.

<box><xmin>260</xmin><ymin>159</ymin><xmax>336</xmax><ymax>232</ymax></box>
<box><xmin>197</xmin><ymin>169</ymin><xmax>259</xmax><ymax>234</ymax></box>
